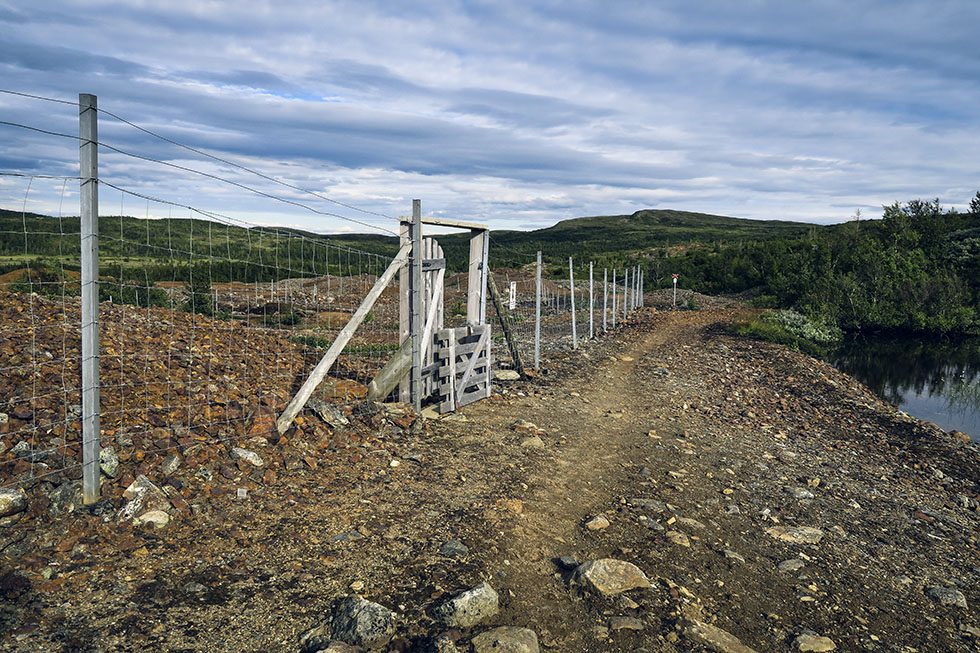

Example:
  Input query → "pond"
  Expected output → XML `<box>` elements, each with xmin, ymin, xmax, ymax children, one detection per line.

<box><xmin>830</xmin><ymin>335</ymin><xmax>980</xmax><ymax>442</ymax></box>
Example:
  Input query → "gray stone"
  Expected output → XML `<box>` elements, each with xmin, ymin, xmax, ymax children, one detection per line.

<box><xmin>48</xmin><ymin>481</ymin><xmax>81</xmax><ymax>517</ymax></box>
<box><xmin>99</xmin><ymin>446</ymin><xmax>119</xmax><ymax>478</ymax></box>
<box><xmin>926</xmin><ymin>585</ymin><xmax>968</xmax><ymax>609</ymax></box>
<box><xmin>119</xmin><ymin>475</ymin><xmax>171</xmax><ymax>523</ymax></box>
<box><xmin>778</xmin><ymin>559</ymin><xmax>806</xmax><ymax>573</ymax></box>
<box><xmin>722</xmin><ymin>549</ymin><xmax>746</xmax><ymax>563</ymax></box>
<box><xmin>161</xmin><ymin>453</ymin><xmax>182</xmax><ymax>476</ymax></box>
<box><xmin>555</xmin><ymin>555</ymin><xmax>578</xmax><ymax>570</ymax></box>
<box><xmin>470</xmin><ymin>626</ymin><xmax>539</xmax><ymax>653</ymax></box>
<box><xmin>585</xmin><ymin>515</ymin><xmax>610</xmax><ymax>530</ymax></box>
<box><xmin>439</xmin><ymin>539</ymin><xmax>469</xmax><ymax>559</ymax></box>
<box><xmin>434</xmin><ymin>582</ymin><xmax>499</xmax><ymax>628</ymax></box>
<box><xmin>765</xmin><ymin>526</ymin><xmax>824</xmax><ymax>545</ymax></box>
<box><xmin>0</xmin><ymin>489</ymin><xmax>27</xmax><ymax>518</ymax></box>
<box><xmin>308</xmin><ymin>398</ymin><xmax>350</xmax><ymax>427</ymax></box>
<box><xmin>572</xmin><ymin>559</ymin><xmax>651</xmax><ymax>596</ymax></box>
<box><xmin>666</xmin><ymin>531</ymin><xmax>691</xmax><ymax>547</ymax></box>
<box><xmin>684</xmin><ymin>620</ymin><xmax>758</xmax><ymax>653</ymax></box>
<box><xmin>133</xmin><ymin>509</ymin><xmax>170</xmax><ymax>529</ymax></box>
<box><xmin>784</xmin><ymin>486</ymin><xmax>814</xmax><ymax>500</ymax></box>
<box><xmin>630</xmin><ymin>497</ymin><xmax>667</xmax><ymax>513</ymax></box>
<box><xmin>494</xmin><ymin>369</ymin><xmax>520</xmax><ymax>381</ymax></box>
<box><xmin>520</xmin><ymin>436</ymin><xmax>545</xmax><ymax>449</ymax></box>
<box><xmin>609</xmin><ymin>616</ymin><xmax>644</xmax><ymax>631</ymax></box>
<box><xmin>794</xmin><ymin>633</ymin><xmax>836</xmax><ymax>652</ymax></box>
<box><xmin>325</xmin><ymin>595</ymin><xmax>396</xmax><ymax>649</ymax></box>
<box><xmin>10</xmin><ymin>440</ymin><xmax>47</xmax><ymax>463</ymax></box>
<box><xmin>230</xmin><ymin>447</ymin><xmax>264</xmax><ymax>467</ymax></box>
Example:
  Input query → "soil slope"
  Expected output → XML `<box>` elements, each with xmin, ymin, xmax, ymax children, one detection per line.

<box><xmin>1</xmin><ymin>309</ymin><xmax>977</xmax><ymax>652</ymax></box>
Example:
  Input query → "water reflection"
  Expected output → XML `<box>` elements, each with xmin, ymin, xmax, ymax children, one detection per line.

<box><xmin>830</xmin><ymin>336</ymin><xmax>980</xmax><ymax>441</ymax></box>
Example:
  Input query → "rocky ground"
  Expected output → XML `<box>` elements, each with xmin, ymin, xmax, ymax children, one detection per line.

<box><xmin>0</xmin><ymin>307</ymin><xmax>977</xmax><ymax>652</ymax></box>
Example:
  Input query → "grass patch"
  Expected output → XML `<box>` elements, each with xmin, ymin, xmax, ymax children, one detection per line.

<box><xmin>728</xmin><ymin>309</ymin><xmax>841</xmax><ymax>357</ymax></box>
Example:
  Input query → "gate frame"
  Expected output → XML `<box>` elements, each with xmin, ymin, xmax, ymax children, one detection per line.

<box><xmin>398</xmin><ymin>207</ymin><xmax>489</xmax><ymax>411</ymax></box>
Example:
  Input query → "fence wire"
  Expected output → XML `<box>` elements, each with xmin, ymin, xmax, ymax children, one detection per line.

<box><xmin>0</xmin><ymin>97</ymin><xmax>403</xmax><ymax>495</ymax></box>
<box><xmin>488</xmin><ymin>250</ymin><xmax>642</xmax><ymax>372</ymax></box>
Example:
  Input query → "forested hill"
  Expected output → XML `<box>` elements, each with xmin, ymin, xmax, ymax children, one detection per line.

<box><xmin>0</xmin><ymin>207</ymin><xmax>815</xmax><ymax>272</ymax></box>
<box><xmin>3</xmin><ymin>198</ymin><xmax>978</xmax><ymax>335</ymax></box>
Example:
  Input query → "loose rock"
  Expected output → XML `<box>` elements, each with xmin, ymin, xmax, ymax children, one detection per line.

<box><xmin>99</xmin><ymin>446</ymin><xmax>119</xmax><ymax>478</ymax></box>
<box><xmin>585</xmin><ymin>515</ymin><xmax>610</xmax><ymax>531</ymax></box>
<box><xmin>0</xmin><ymin>489</ymin><xmax>27</xmax><ymax>518</ymax></box>
<box><xmin>439</xmin><ymin>539</ymin><xmax>469</xmax><ymax>559</ymax></box>
<box><xmin>302</xmin><ymin>596</ymin><xmax>397</xmax><ymax>651</ymax></box>
<box><xmin>230</xmin><ymin>447</ymin><xmax>264</xmax><ymax>467</ymax></box>
<box><xmin>926</xmin><ymin>586</ymin><xmax>968</xmax><ymax>609</ymax></box>
<box><xmin>765</xmin><ymin>526</ymin><xmax>824</xmax><ymax>545</ymax></box>
<box><xmin>684</xmin><ymin>619</ymin><xmax>758</xmax><ymax>653</ymax></box>
<box><xmin>777</xmin><ymin>559</ymin><xmax>806</xmax><ymax>573</ymax></box>
<box><xmin>470</xmin><ymin>626</ymin><xmax>539</xmax><ymax>653</ymax></box>
<box><xmin>794</xmin><ymin>633</ymin><xmax>837</xmax><ymax>652</ymax></box>
<box><xmin>572</xmin><ymin>558</ymin><xmax>651</xmax><ymax>596</ymax></box>
<box><xmin>119</xmin><ymin>475</ymin><xmax>171</xmax><ymax>523</ymax></box>
<box><xmin>434</xmin><ymin>582</ymin><xmax>499</xmax><ymax>628</ymax></box>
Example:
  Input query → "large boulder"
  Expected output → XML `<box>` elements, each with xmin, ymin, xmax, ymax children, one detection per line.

<box><xmin>434</xmin><ymin>582</ymin><xmax>499</xmax><ymax>628</ymax></box>
<box><xmin>571</xmin><ymin>559</ymin><xmax>651</xmax><ymax>596</ymax></box>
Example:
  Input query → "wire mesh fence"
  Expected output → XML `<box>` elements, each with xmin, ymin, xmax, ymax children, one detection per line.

<box><xmin>0</xmin><ymin>89</ymin><xmax>648</xmax><ymax>503</ymax></box>
<box><xmin>487</xmin><ymin>248</ymin><xmax>645</xmax><ymax>373</ymax></box>
<box><xmin>0</xmin><ymin>94</ymin><xmax>404</xmax><ymax>498</ymax></box>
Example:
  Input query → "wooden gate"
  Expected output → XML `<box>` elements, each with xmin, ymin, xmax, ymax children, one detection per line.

<box><xmin>435</xmin><ymin>324</ymin><xmax>491</xmax><ymax>413</ymax></box>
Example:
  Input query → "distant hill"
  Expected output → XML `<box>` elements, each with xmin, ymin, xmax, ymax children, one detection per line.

<box><xmin>0</xmin><ymin>207</ymin><xmax>819</xmax><ymax>278</ymax></box>
<box><xmin>464</xmin><ymin>209</ymin><xmax>818</xmax><ymax>267</ymax></box>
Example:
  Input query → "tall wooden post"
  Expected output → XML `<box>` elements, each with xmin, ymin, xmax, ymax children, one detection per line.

<box><xmin>410</xmin><ymin>200</ymin><xmax>423</xmax><ymax>411</ymax></box>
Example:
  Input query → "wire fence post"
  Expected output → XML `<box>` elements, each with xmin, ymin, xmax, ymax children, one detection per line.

<box><xmin>588</xmin><ymin>261</ymin><xmax>594</xmax><ymax>339</ymax></box>
<box><xmin>602</xmin><ymin>267</ymin><xmax>608</xmax><ymax>332</ymax></box>
<box><xmin>639</xmin><ymin>268</ymin><xmax>644</xmax><ymax>307</ymax></box>
<box><xmin>534</xmin><ymin>250</ymin><xmax>541</xmax><ymax>368</ymax></box>
<box><xmin>568</xmin><ymin>257</ymin><xmax>577</xmax><ymax>349</ymax></box>
<box><xmin>79</xmin><ymin>92</ymin><xmax>101</xmax><ymax>505</ymax></box>
<box><xmin>633</xmin><ymin>265</ymin><xmax>640</xmax><ymax>310</ymax></box>
<box><xmin>623</xmin><ymin>266</ymin><xmax>629</xmax><ymax>320</ymax></box>
<box><xmin>410</xmin><ymin>199</ymin><xmax>423</xmax><ymax>411</ymax></box>
<box><xmin>611</xmin><ymin>269</ymin><xmax>617</xmax><ymax>329</ymax></box>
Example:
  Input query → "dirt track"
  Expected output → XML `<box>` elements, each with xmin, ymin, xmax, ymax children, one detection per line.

<box><xmin>2</xmin><ymin>309</ymin><xmax>977</xmax><ymax>652</ymax></box>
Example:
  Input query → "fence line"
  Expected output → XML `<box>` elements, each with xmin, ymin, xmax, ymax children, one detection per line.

<box><xmin>0</xmin><ymin>90</ymin><xmax>651</xmax><ymax>509</ymax></box>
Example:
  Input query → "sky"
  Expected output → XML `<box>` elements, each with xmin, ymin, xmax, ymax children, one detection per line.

<box><xmin>1</xmin><ymin>0</ymin><xmax>979</xmax><ymax>236</ymax></box>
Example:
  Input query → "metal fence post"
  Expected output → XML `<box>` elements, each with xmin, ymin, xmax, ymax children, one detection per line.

<box><xmin>568</xmin><ymin>257</ymin><xmax>577</xmax><ymax>349</ymax></box>
<box><xmin>79</xmin><ymin>93</ymin><xmax>101</xmax><ymax>505</ymax></box>
<box><xmin>611</xmin><ymin>269</ymin><xmax>617</xmax><ymax>328</ymax></box>
<box><xmin>588</xmin><ymin>261</ymin><xmax>594</xmax><ymax>339</ymax></box>
<box><xmin>639</xmin><ymin>268</ymin><xmax>644</xmax><ymax>307</ymax></box>
<box><xmin>623</xmin><ymin>267</ymin><xmax>629</xmax><ymax>320</ymax></box>
<box><xmin>602</xmin><ymin>267</ymin><xmax>608</xmax><ymax>332</ymax></box>
<box><xmin>534</xmin><ymin>250</ymin><xmax>541</xmax><ymax>368</ymax></box>
<box><xmin>636</xmin><ymin>265</ymin><xmax>641</xmax><ymax>309</ymax></box>
<box><xmin>410</xmin><ymin>199</ymin><xmax>422</xmax><ymax>411</ymax></box>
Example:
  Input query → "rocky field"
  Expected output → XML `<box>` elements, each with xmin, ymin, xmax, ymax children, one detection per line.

<box><xmin>0</xmin><ymin>306</ymin><xmax>977</xmax><ymax>652</ymax></box>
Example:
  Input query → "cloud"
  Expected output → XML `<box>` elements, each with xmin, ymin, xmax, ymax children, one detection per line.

<box><xmin>0</xmin><ymin>0</ymin><xmax>979</xmax><ymax>235</ymax></box>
